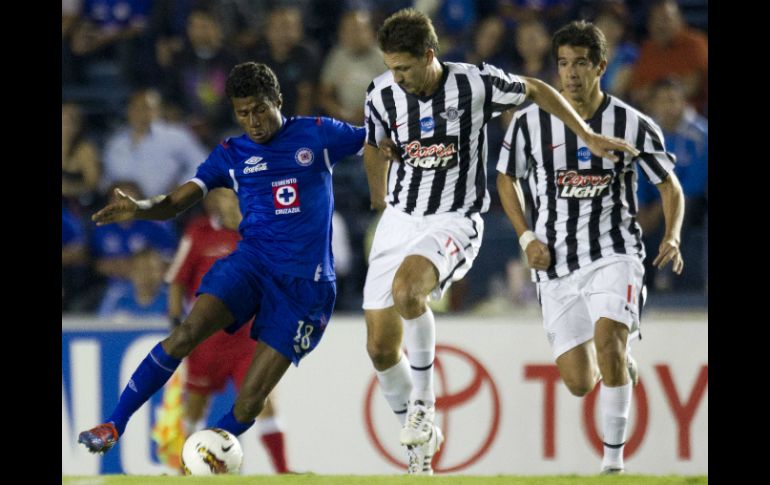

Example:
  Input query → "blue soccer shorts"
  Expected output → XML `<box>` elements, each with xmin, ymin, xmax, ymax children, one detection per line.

<box><xmin>197</xmin><ymin>245</ymin><xmax>336</xmax><ymax>366</ymax></box>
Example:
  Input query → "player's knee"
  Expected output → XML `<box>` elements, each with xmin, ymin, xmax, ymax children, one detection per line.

<box><xmin>596</xmin><ymin>346</ymin><xmax>625</xmax><ymax>368</ymax></box>
<box><xmin>164</xmin><ymin>324</ymin><xmax>199</xmax><ymax>359</ymax></box>
<box><xmin>564</xmin><ymin>379</ymin><xmax>594</xmax><ymax>397</ymax></box>
<box><xmin>367</xmin><ymin>340</ymin><xmax>400</xmax><ymax>370</ymax></box>
<box><xmin>391</xmin><ymin>281</ymin><xmax>425</xmax><ymax>318</ymax></box>
<box><xmin>596</xmin><ymin>347</ymin><xmax>626</xmax><ymax>384</ymax></box>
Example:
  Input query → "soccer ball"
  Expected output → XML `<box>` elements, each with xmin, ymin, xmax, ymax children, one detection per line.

<box><xmin>181</xmin><ymin>428</ymin><xmax>243</xmax><ymax>475</ymax></box>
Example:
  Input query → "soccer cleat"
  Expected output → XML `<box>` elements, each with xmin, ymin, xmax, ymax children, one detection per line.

<box><xmin>600</xmin><ymin>466</ymin><xmax>625</xmax><ymax>475</ymax></box>
<box><xmin>627</xmin><ymin>354</ymin><xmax>639</xmax><ymax>387</ymax></box>
<box><xmin>406</xmin><ymin>425</ymin><xmax>444</xmax><ymax>475</ymax></box>
<box><xmin>78</xmin><ymin>422</ymin><xmax>119</xmax><ymax>454</ymax></box>
<box><xmin>400</xmin><ymin>400</ymin><xmax>435</xmax><ymax>446</ymax></box>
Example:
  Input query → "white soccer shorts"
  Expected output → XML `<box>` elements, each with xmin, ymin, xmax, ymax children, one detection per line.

<box><xmin>536</xmin><ymin>254</ymin><xmax>645</xmax><ymax>359</ymax></box>
<box><xmin>362</xmin><ymin>206</ymin><xmax>484</xmax><ymax>310</ymax></box>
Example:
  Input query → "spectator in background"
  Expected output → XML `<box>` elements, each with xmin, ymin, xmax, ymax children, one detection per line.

<box><xmin>151</xmin><ymin>0</ymin><xmax>193</xmax><ymax>71</ymax></box>
<box><xmin>162</xmin><ymin>6</ymin><xmax>240</xmax><ymax>147</ymax></box>
<box><xmin>68</xmin><ymin>0</ymin><xmax>154</xmax><ymax>86</ymax></box>
<box><xmin>593</xmin><ymin>0</ymin><xmax>638</xmax><ymax>97</ymax></box>
<box><xmin>250</xmin><ymin>5</ymin><xmax>321</xmax><ymax>116</ymax></box>
<box><xmin>98</xmin><ymin>248</ymin><xmax>169</xmax><ymax>319</ymax></box>
<box><xmin>63</xmin><ymin>205</ymin><xmax>90</xmax><ymax>311</ymax></box>
<box><xmin>498</xmin><ymin>0</ymin><xmax>571</xmax><ymax>30</ymax></box>
<box><xmin>62</xmin><ymin>0</ymin><xmax>83</xmax><ymax>83</ymax></box>
<box><xmin>513</xmin><ymin>19</ymin><xmax>558</xmax><ymax>88</ymax></box>
<box><xmin>318</xmin><ymin>9</ymin><xmax>383</xmax><ymax>125</ymax></box>
<box><xmin>446</xmin><ymin>16</ymin><xmax>511</xmax><ymax>71</ymax></box>
<box><xmin>102</xmin><ymin>88</ymin><xmax>208</xmax><ymax>197</ymax></box>
<box><xmin>62</xmin><ymin>102</ymin><xmax>102</xmax><ymax>211</ymax></box>
<box><xmin>627</xmin><ymin>0</ymin><xmax>708</xmax><ymax>114</ymax></box>
<box><xmin>637</xmin><ymin>78</ymin><xmax>707</xmax><ymax>293</ymax></box>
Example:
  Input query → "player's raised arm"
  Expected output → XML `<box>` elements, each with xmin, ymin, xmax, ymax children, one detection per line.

<box><xmin>521</xmin><ymin>76</ymin><xmax>639</xmax><ymax>162</ymax></box>
<box><xmin>92</xmin><ymin>181</ymin><xmax>205</xmax><ymax>226</ymax></box>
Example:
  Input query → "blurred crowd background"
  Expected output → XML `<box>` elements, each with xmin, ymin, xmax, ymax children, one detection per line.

<box><xmin>61</xmin><ymin>0</ymin><xmax>707</xmax><ymax>317</ymax></box>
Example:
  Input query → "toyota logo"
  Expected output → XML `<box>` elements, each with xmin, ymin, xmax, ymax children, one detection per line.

<box><xmin>364</xmin><ymin>344</ymin><xmax>501</xmax><ymax>472</ymax></box>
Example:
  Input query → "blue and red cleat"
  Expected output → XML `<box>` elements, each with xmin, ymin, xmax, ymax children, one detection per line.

<box><xmin>78</xmin><ymin>422</ymin><xmax>119</xmax><ymax>454</ymax></box>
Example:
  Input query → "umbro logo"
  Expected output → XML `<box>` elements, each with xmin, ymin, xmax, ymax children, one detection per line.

<box><xmin>244</xmin><ymin>156</ymin><xmax>263</xmax><ymax>165</ymax></box>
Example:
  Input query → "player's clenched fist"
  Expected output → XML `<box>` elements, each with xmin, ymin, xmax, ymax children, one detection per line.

<box><xmin>524</xmin><ymin>239</ymin><xmax>551</xmax><ymax>271</ymax></box>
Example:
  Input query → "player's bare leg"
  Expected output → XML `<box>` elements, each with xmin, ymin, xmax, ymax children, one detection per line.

<box><xmin>555</xmin><ymin>340</ymin><xmax>601</xmax><ymax>397</ymax></box>
<box><xmin>183</xmin><ymin>392</ymin><xmax>210</xmax><ymax>434</ymax></box>
<box><xmin>215</xmin><ymin>344</ymin><xmax>291</xmax><ymax>436</ymax></box>
<box><xmin>390</xmin><ymin>255</ymin><xmax>439</xmax><ymax>447</ymax></box>
<box><xmin>594</xmin><ymin>317</ymin><xmax>632</xmax><ymax>474</ymax></box>
<box><xmin>79</xmin><ymin>294</ymin><xmax>235</xmax><ymax>454</ymax></box>
<box><xmin>366</xmin><ymin>307</ymin><xmax>411</xmax><ymax>422</ymax></box>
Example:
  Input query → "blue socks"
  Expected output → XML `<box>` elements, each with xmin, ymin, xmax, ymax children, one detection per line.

<box><xmin>215</xmin><ymin>406</ymin><xmax>256</xmax><ymax>436</ymax></box>
<box><xmin>107</xmin><ymin>342</ymin><xmax>181</xmax><ymax>435</ymax></box>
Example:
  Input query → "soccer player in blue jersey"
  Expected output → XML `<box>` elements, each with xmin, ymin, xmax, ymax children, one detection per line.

<box><xmin>78</xmin><ymin>62</ymin><xmax>365</xmax><ymax>455</ymax></box>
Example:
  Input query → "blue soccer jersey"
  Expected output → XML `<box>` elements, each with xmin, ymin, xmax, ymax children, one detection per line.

<box><xmin>191</xmin><ymin>116</ymin><xmax>365</xmax><ymax>281</ymax></box>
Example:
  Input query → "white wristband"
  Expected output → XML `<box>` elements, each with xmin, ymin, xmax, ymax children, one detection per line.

<box><xmin>519</xmin><ymin>230</ymin><xmax>537</xmax><ymax>250</ymax></box>
<box><xmin>135</xmin><ymin>194</ymin><xmax>166</xmax><ymax>211</ymax></box>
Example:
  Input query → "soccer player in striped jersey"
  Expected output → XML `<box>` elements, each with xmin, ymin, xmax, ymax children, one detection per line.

<box><xmin>496</xmin><ymin>21</ymin><xmax>685</xmax><ymax>474</ymax></box>
<box><xmin>362</xmin><ymin>9</ymin><xmax>639</xmax><ymax>475</ymax></box>
<box><xmin>78</xmin><ymin>62</ymin><xmax>365</xmax><ymax>456</ymax></box>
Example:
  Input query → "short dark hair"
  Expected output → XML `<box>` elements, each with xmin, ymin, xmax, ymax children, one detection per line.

<box><xmin>225</xmin><ymin>62</ymin><xmax>282</xmax><ymax>104</ymax></box>
<box><xmin>551</xmin><ymin>20</ymin><xmax>607</xmax><ymax>66</ymax></box>
<box><xmin>377</xmin><ymin>8</ymin><xmax>439</xmax><ymax>58</ymax></box>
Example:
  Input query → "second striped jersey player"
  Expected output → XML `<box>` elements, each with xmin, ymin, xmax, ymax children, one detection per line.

<box><xmin>495</xmin><ymin>21</ymin><xmax>685</xmax><ymax>475</ymax></box>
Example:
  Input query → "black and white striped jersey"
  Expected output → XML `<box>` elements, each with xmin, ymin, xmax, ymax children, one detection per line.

<box><xmin>496</xmin><ymin>93</ymin><xmax>676</xmax><ymax>282</ymax></box>
<box><xmin>365</xmin><ymin>62</ymin><xmax>527</xmax><ymax>216</ymax></box>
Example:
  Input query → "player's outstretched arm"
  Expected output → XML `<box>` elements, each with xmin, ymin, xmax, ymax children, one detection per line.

<box><xmin>521</xmin><ymin>76</ymin><xmax>639</xmax><ymax>162</ymax></box>
<box><xmin>92</xmin><ymin>181</ymin><xmax>205</xmax><ymax>226</ymax></box>
<box><xmin>651</xmin><ymin>173</ymin><xmax>685</xmax><ymax>274</ymax></box>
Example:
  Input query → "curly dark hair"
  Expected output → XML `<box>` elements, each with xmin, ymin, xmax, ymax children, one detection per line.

<box><xmin>225</xmin><ymin>62</ymin><xmax>282</xmax><ymax>104</ymax></box>
<box><xmin>551</xmin><ymin>20</ymin><xmax>608</xmax><ymax>66</ymax></box>
<box><xmin>377</xmin><ymin>8</ymin><xmax>439</xmax><ymax>58</ymax></box>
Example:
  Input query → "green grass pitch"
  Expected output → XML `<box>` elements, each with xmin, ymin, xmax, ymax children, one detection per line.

<box><xmin>63</xmin><ymin>475</ymin><xmax>708</xmax><ymax>485</ymax></box>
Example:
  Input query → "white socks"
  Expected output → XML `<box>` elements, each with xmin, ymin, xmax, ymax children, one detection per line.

<box><xmin>184</xmin><ymin>418</ymin><xmax>205</xmax><ymax>435</ymax></box>
<box><xmin>375</xmin><ymin>354</ymin><xmax>412</xmax><ymax>425</ymax></box>
<box><xmin>600</xmin><ymin>382</ymin><xmax>632</xmax><ymax>469</ymax></box>
<box><xmin>403</xmin><ymin>308</ymin><xmax>436</xmax><ymax>406</ymax></box>
<box><xmin>257</xmin><ymin>415</ymin><xmax>283</xmax><ymax>435</ymax></box>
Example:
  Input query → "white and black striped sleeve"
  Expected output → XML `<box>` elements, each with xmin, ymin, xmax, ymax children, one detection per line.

<box><xmin>496</xmin><ymin>112</ymin><xmax>530</xmax><ymax>178</ymax></box>
<box><xmin>634</xmin><ymin>113</ymin><xmax>676</xmax><ymax>184</ymax></box>
<box><xmin>479</xmin><ymin>62</ymin><xmax>527</xmax><ymax>117</ymax></box>
<box><xmin>364</xmin><ymin>81</ymin><xmax>386</xmax><ymax>147</ymax></box>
